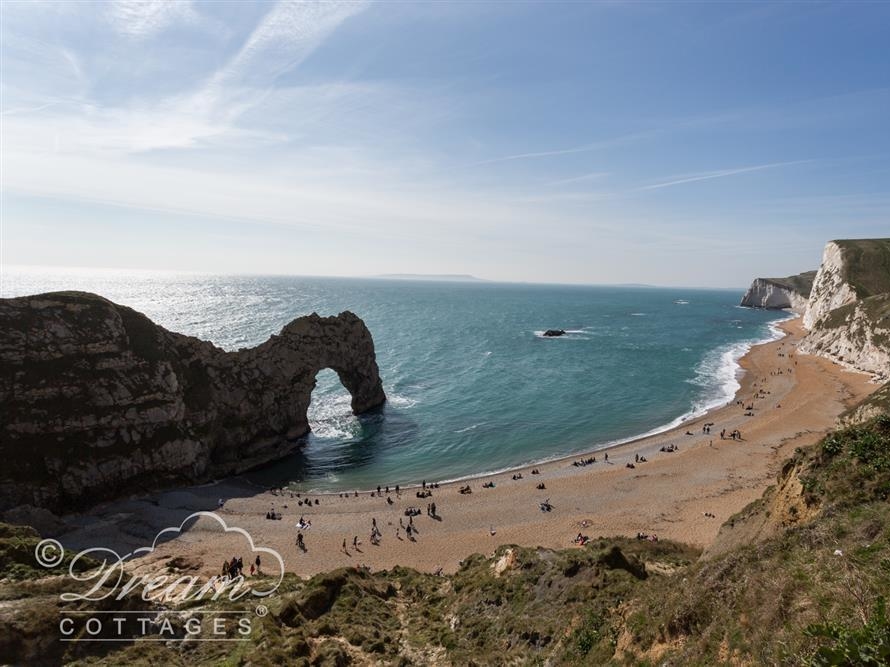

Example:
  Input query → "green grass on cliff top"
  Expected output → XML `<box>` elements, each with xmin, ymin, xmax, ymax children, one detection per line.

<box><xmin>765</xmin><ymin>270</ymin><xmax>818</xmax><ymax>297</ymax></box>
<box><xmin>834</xmin><ymin>238</ymin><xmax>890</xmax><ymax>299</ymax></box>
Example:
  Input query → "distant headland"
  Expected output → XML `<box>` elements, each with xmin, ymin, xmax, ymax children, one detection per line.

<box><xmin>373</xmin><ymin>273</ymin><xmax>487</xmax><ymax>282</ymax></box>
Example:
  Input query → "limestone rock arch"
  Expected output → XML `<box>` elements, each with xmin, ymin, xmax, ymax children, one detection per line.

<box><xmin>0</xmin><ymin>292</ymin><xmax>386</xmax><ymax>510</ymax></box>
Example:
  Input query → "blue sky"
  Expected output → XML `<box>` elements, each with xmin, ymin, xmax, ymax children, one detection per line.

<box><xmin>1</xmin><ymin>1</ymin><xmax>888</xmax><ymax>287</ymax></box>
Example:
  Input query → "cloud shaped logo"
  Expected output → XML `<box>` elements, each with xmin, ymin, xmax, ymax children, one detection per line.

<box><xmin>42</xmin><ymin>511</ymin><xmax>285</xmax><ymax>603</ymax></box>
<box><xmin>129</xmin><ymin>511</ymin><xmax>286</xmax><ymax>597</ymax></box>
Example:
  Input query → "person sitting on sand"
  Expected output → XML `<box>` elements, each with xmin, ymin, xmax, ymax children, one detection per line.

<box><xmin>536</xmin><ymin>482</ymin><xmax>546</xmax><ymax>490</ymax></box>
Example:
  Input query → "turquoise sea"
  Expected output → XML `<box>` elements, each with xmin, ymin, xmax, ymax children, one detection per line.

<box><xmin>3</xmin><ymin>269</ymin><xmax>789</xmax><ymax>491</ymax></box>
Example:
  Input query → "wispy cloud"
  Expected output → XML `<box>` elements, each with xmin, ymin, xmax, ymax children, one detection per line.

<box><xmin>106</xmin><ymin>0</ymin><xmax>197</xmax><ymax>37</ymax></box>
<box><xmin>472</xmin><ymin>130</ymin><xmax>654</xmax><ymax>166</ymax></box>
<box><xmin>639</xmin><ymin>160</ymin><xmax>814</xmax><ymax>191</ymax></box>
<box><xmin>4</xmin><ymin>0</ymin><xmax>370</xmax><ymax>156</ymax></box>
<box><xmin>194</xmin><ymin>0</ymin><xmax>369</xmax><ymax>115</ymax></box>
<box><xmin>543</xmin><ymin>171</ymin><xmax>609</xmax><ymax>187</ymax></box>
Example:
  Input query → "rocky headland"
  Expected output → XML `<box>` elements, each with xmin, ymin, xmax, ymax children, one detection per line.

<box><xmin>0</xmin><ymin>292</ymin><xmax>386</xmax><ymax>512</ymax></box>
<box><xmin>797</xmin><ymin>239</ymin><xmax>890</xmax><ymax>379</ymax></box>
<box><xmin>739</xmin><ymin>270</ymin><xmax>816</xmax><ymax>313</ymax></box>
<box><xmin>742</xmin><ymin>238</ymin><xmax>890</xmax><ymax>380</ymax></box>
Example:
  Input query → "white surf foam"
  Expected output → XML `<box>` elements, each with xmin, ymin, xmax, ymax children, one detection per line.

<box><xmin>387</xmin><ymin>393</ymin><xmax>418</xmax><ymax>409</ymax></box>
<box><xmin>454</xmin><ymin>422</ymin><xmax>484</xmax><ymax>433</ymax></box>
<box><xmin>437</xmin><ymin>314</ymin><xmax>797</xmax><ymax>486</ymax></box>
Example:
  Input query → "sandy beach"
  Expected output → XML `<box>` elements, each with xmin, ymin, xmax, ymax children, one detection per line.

<box><xmin>61</xmin><ymin>317</ymin><xmax>878</xmax><ymax>579</ymax></box>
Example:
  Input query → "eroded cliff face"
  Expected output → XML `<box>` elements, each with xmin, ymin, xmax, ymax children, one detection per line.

<box><xmin>793</xmin><ymin>239</ymin><xmax>890</xmax><ymax>378</ymax></box>
<box><xmin>798</xmin><ymin>294</ymin><xmax>890</xmax><ymax>381</ymax></box>
<box><xmin>0</xmin><ymin>292</ymin><xmax>386</xmax><ymax>512</ymax></box>
<box><xmin>802</xmin><ymin>241</ymin><xmax>859</xmax><ymax>329</ymax></box>
<box><xmin>740</xmin><ymin>278</ymin><xmax>810</xmax><ymax>313</ymax></box>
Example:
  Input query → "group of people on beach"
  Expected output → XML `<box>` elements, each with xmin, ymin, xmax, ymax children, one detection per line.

<box><xmin>220</xmin><ymin>554</ymin><xmax>262</xmax><ymax>579</ymax></box>
<box><xmin>278</xmin><ymin>373</ymin><xmax>772</xmax><ymax>569</ymax></box>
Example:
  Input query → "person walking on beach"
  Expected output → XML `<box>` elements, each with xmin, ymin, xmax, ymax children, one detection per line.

<box><xmin>255</xmin><ymin>554</ymin><xmax>261</xmax><ymax>573</ymax></box>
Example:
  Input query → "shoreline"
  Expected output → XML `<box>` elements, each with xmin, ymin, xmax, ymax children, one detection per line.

<box><xmin>278</xmin><ymin>311</ymin><xmax>797</xmax><ymax>494</ymax></box>
<box><xmin>55</xmin><ymin>317</ymin><xmax>880</xmax><ymax>579</ymax></box>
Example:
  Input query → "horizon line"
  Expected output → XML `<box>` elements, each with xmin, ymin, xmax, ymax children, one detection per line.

<box><xmin>1</xmin><ymin>263</ymin><xmax>749</xmax><ymax>293</ymax></box>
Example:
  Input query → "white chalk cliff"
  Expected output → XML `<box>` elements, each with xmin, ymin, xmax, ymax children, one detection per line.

<box><xmin>795</xmin><ymin>239</ymin><xmax>890</xmax><ymax>380</ymax></box>
<box><xmin>802</xmin><ymin>241</ymin><xmax>860</xmax><ymax>329</ymax></box>
<box><xmin>740</xmin><ymin>278</ymin><xmax>810</xmax><ymax>313</ymax></box>
<box><xmin>798</xmin><ymin>295</ymin><xmax>890</xmax><ymax>381</ymax></box>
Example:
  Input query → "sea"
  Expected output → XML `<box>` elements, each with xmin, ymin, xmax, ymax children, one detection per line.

<box><xmin>2</xmin><ymin>268</ymin><xmax>790</xmax><ymax>492</ymax></box>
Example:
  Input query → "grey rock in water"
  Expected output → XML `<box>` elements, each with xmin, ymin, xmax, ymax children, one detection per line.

<box><xmin>0</xmin><ymin>291</ymin><xmax>386</xmax><ymax>511</ymax></box>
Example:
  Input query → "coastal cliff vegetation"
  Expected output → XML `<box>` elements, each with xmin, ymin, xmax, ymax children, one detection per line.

<box><xmin>2</xmin><ymin>413</ymin><xmax>889</xmax><ymax>666</ymax></box>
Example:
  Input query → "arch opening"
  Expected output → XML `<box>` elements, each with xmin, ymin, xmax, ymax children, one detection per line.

<box><xmin>307</xmin><ymin>368</ymin><xmax>362</xmax><ymax>440</ymax></box>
